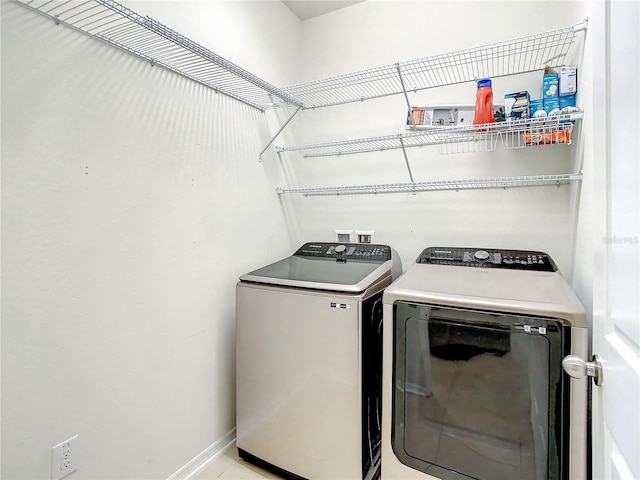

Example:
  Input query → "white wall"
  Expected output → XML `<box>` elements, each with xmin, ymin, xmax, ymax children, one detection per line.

<box><xmin>278</xmin><ymin>0</ymin><xmax>588</xmax><ymax>277</ymax></box>
<box><xmin>0</xmin><ymin>1</ymin><xmax>300</xmax><ymax>478</ymax></box>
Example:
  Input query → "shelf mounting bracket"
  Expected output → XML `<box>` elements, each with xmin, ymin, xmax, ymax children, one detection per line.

<box><xmin>396</xmin><ymin>64</ymin><xmax>415</xmax><ymax>128</ymax></box>
<box><xmin>398</xmin><ymin>136</ymin><xmax>415</xmax><ymax>186</ymax></box>
<box><xmin>259</xmin><ymin>106</ymin><xmax>302</xmax><ymax>161</ymax></box>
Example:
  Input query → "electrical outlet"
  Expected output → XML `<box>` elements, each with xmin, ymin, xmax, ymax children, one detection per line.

<box><xmin>335</xmin><ymin>230</ymin><xmax>355</xmax><ymax>243</ymax></box>
<box><xmin>355</xmin><ymin>230</ymin><xmax>374</xmax><ymax>244</ymax></box>
<box><xmin>51</xmin><ymin>435</ymin><xmax>78</xmax><ymax>480</ymax></box>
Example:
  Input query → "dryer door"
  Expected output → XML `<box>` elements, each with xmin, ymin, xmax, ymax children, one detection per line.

<box><xmin>392</xmin><ymin>302</ymin><xmax>569</xmax><ymax>480</ymax></box>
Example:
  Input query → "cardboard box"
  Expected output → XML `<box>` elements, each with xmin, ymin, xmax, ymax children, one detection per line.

<box><xmin>504</xmin><ymin>91</ymin><xmax>530</xmax><ymax>121</ymax></box>
<box><xmin>559</xmin><ymin>66</ymin><xmax>577</xmax><ymax>96</ymax></box>
<box><xmin>544</xmin><ymin>97</ymin><xmax>560</xmax><ymax>115</ymax></box>
<box><xmin>543</xmin><ymin>73</ymin><xmax>559</xmax><ymax>98</ymax></box>
<box><xmin>559</xmin><ymin>95</ymin><xmax>576</xmax><ymax>110</ymax></box>
<box><xmin>530</xmin><ymin>99</ymin><xmax>545</xmax><ymax>117</ymax></box>
<box><xmin>558</xmin><ymin>95</ymin><xmax>577</xmax><ymax>122</ymax></box>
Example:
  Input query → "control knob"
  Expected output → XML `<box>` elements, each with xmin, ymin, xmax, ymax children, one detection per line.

<box><xmin>334</xmin><ymin>245</ymin><xmax>347</xmax><ymax>254</ymax></box>
<box><xmin>474</xmin><ymin>250</ymin><xmax>490</xmax><ymax>261</ymax></box>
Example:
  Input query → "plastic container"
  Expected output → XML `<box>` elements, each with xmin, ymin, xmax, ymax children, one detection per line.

<box><xmin>473</xmin><ymin>78</ymin><xmax>496</xmax><ymax>125</ymax></box>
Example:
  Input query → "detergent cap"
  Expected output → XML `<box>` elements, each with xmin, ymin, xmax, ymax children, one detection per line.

<box><xmin>477</xmin><ymin>78</ymin><xmax>492</xmax><ymax>88</ymax></box>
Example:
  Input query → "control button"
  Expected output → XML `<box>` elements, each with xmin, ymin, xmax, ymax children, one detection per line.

<box><xmin>474</xmin><ymin>250</ymin><xmax>490</xmax><ymax>261</ymax></box>
<box><xmin>334</xmin><ymin>244</ymin><xmax>347</xmax><ymax>253</ymax></box>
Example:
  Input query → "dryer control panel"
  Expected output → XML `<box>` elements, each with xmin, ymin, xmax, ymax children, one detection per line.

<box><xmin>417</xmin><ymin>247</ymin><xmax>557</xmax><ymax>271</ymax></box>
<box><xmin>295</xmin><ymin>242</ymin><xmax>392</xmax><ymax>262</ymax></box>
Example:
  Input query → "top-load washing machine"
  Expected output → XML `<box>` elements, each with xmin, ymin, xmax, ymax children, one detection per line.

<box><xmin>236</xmin><ymin>242</ymin><xmax>402</xmax><ymax>480</ymax></box>
<box><xmin>381</xmin><ymin>247</ymin><xmax>588</xmax><ymax>480</ymax></box>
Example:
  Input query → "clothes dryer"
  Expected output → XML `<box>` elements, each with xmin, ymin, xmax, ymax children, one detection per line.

<box><xmin>236</xmin><ymin>242</ymin><xmax>402</xmax><ymax>480</ymax></box>
<box><xmin>381</xmin><ymin>247</ymin><xmax>588</xmax><ymax>480</ymax></box>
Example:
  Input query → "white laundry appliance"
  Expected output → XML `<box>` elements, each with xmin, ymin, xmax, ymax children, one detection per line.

<box><xmin>381</xmin><ymin>247</ymin><xmax>588</xmax><ymax>480</ymax></box>
<box><xmin>236</xmin><ymin>242</ymin><xmax>402</xmax><ymax>480</ymax></box>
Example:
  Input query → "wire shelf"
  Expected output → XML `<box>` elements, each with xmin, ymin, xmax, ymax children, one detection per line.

<box><xmin>437</xmin><ymin>130</ymin><xmax>500</xmax><ymax>155</ymax></box>
<box><xmin>276</xmin><ymin>111</ymin><xmax>582</xmax><ymax>157</ymax></box>
<box><xmin>14</xmin><ymin>0</ymin><xmax>304</xmax><ymax>111</ymax></box>
<box><xmin>277</xmin><ymin>130</ymin><xmax>494</xmax><ymax>157</ymax></box>
<box><xmin>282</xmin><ymin>21</ymin><xmax>587</xmax><ymax>109</ymax></box>
<box><xmin>276</xmin><ymin>173</ymin><xmax>583</xmax><ymax>196</ymax></box>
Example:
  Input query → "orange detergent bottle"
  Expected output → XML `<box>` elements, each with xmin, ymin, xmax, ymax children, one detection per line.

<box><xmin>473</xmin><ymin>78</ymin><xmax>496</xmax><ymax>125</ymax></box>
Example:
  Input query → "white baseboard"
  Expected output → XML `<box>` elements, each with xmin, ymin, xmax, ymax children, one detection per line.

<box><xmin>167</xmin><ymin>428</ymin><xmax>236</xmax><ymax>480</ymax></box>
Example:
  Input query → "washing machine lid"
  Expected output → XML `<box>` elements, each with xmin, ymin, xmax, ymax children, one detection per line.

<box><xmin>383</xmin><ymin>247</ymin><xmax>587</xmax><ymax>327</ymax></box>
<box><xmin>240</xmin><ymin>242</ymin><xmax>397</xmax><ymax>293</ymax></box>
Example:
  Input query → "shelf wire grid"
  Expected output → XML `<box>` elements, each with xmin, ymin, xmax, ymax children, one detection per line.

<box><xmin>275</xmin><ymin>127</ymin><xmax>498</xmax><ymax>158</ymax></box>
<box><xmin>276</xmin><ymin>112</ymin><xmax>581</xmax><ymax>158</ymax></box>
<box><xmin>276</xmin><ymin>173</ymin><xmax>583</xmax><ymax>196</ymax></box>
<box><xmin>437</xmin><ymin>130</ymin><xmax>499</xmax><ymax>154</ymax></box>
<box><xmin>283</xmin><ymin>21</ymin><xmax>586</xmax><ymax>109</ymax></box>
<box><xmin>14</xmin><ymin>0</ymin><xmax>304</xmax><ymax>111</ymax></box>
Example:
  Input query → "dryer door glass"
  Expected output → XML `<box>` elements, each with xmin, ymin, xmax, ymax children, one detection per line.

<box><xmin>392</xmin><ymin>302</ymin><xmax>568</xmax><ymax>480</ymax></box>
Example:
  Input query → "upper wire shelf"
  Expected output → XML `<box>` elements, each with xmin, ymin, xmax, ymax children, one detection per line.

<box><xmin>13</xmin><ymin>0</ymin><xmax>304</xmax><ymax>111</ymax></box>
<box><xmin>282</xmin><ymin>21</ymin><xmax>587</xmax><ymax>109</ymax></box>
<box><xmin>275</xmin><ymin>111</ymin><xmax>582</xmax><ymax>157</ymax></box>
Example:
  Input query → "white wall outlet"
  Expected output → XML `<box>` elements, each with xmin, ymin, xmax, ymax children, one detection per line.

<box><xmin>335</xmin><ymin>230</ymin><xmax>355</xmax><ymax>243</ymax></box>
<box><xmin>51</xmin><ymin>435</ymin><xmax>78</xmax><ymax>480</ymax></box>
<box><xmin>355</xmin><ymin>230</ymin><xmax>374</xmax><ymax>244</ymax></box>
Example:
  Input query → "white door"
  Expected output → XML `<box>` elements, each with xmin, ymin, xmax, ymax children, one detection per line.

<box><xmin>591</xmin><ymin>1</ymin><xmax>640</xmax><ymax>479</ymax></box>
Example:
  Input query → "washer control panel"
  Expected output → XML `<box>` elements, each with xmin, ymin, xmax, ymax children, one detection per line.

<box><xmin>295</xmin><ymin>242</ymin><xmax>392</xmax><ymax>262</ymax></box>
<box><xmin>417</xmin><ymin>247</ymin><xmax>557</xmax><ymax>272</ymax></box>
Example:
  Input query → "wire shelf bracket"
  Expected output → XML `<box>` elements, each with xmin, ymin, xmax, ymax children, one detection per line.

<box><xmin>398</xmin><ymin>137</ymin><xmax>415</xmax><ymax>183</ymax></box>
<box><xmin>13</xmin><ymin>0</ymin><xmax>304</xmax><ymax>111</ymax></box>
<box><xmin>276</xmin><ymin>172</ymin><xmax>583</xmax><ymax>197</ymax></box>
<box><xmin>259</xmin><ymin>106</ymin><xmax>302</xmax><ymax>161</ymax></box>
<box><xmin>282</xmin><ymin>20</ymin><xmax>588</xmax><ymax>109</ymax></box>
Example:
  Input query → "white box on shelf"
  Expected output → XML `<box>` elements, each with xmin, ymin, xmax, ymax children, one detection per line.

<box><xmin>407</xmin><ymin>105</ymin><xmax>505</xmax><ymax>129</ymax></box>
<box><xmin>559</xmin><ymin>66</ymin><xmax>577</xmax><ymax>96</ymax></box>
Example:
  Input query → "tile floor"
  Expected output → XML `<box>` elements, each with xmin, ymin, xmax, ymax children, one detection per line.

<box><xmin>195</xmin><ymin>445</ymin><xmax>283</xmax><ymax>480</ymax></box>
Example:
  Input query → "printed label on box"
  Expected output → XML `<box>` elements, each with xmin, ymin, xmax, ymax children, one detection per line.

<box><xmin>530</xmin><ymin>99</ymin><xmax>544</xmax><ymax>117</ymax></box>
<box><xmin>505</xmin><ymin>91</ymin><xmax>530</xmax><ymax>121</ymax></box>
<box><xmin>543</xmin><ymin>97</ymin><xmax>560</xmax><ymax>115</ymax></box>
<box><xmin>543</xmin><ymin>74</ymin><xmax>559</xmax><ymax>98</ymax></box>
<box><xmin>560</xmin><ymin>66</ymin><xmax>577</xmax><ymax>96</ymax></box>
